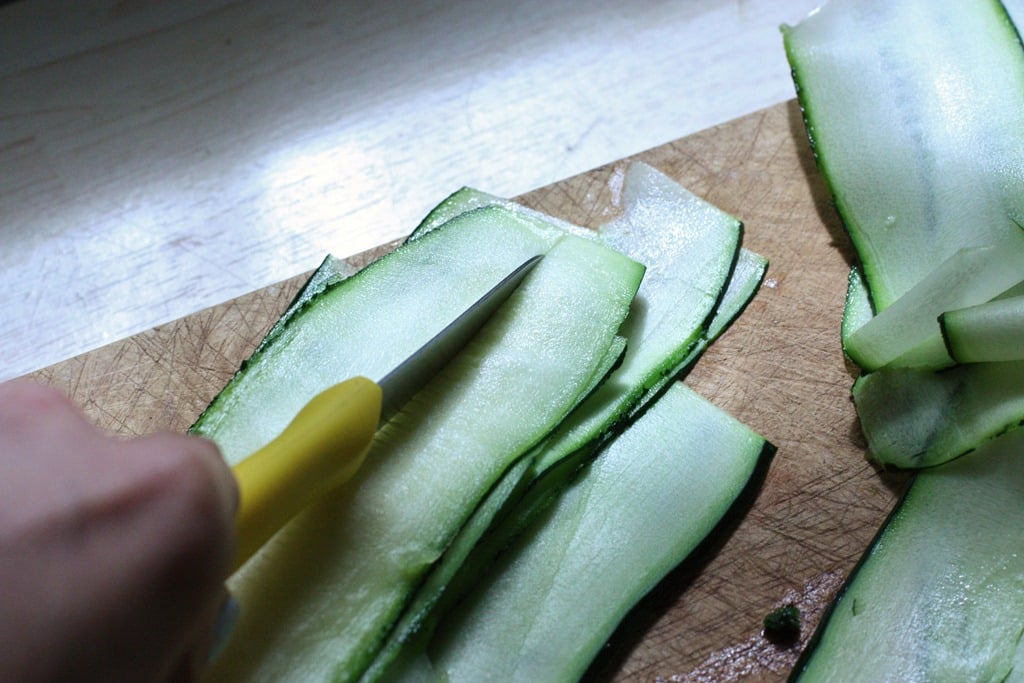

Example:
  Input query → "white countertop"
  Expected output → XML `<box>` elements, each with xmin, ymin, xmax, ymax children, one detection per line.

<box><xmin>1</xmin><ymin>0</ymin><xmax>820</xmax><ymax>381</ymax></box>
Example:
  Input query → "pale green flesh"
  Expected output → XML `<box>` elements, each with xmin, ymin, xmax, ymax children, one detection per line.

<box><xmin>255</xmin><ymin>254</ymin><xmax>358</xmax><ymax>356</ymax></box>
<box><xmin>489</xmin><ymin>246</ymin><xmax>767</xmax><ymax>551</ymax></box>
<box><xmin>193</xmin><ymin>206</ymin><xmax>567</xmax><ymax>462</ymax></box>
<box><xmin>794</xmin><ymin>429</ymin><xmax>1024</xmax><ymax>682</ymax></box>
<box><xmin>359</xmin><ymin>162</ymin><xmax>751</xmax><ymax>680</ymax></box>
<box><xmin>532</xmin><ymin>161</ymin><xmax>742</xmax><ymax>472</ymax></box>
<box><xmin>375</xmin><ymin>243</ymin><xmax>768</xmax><ymax>683</ymax></box>
<box><xmin>203</xmin><ymin>217</ymin><xmax>643</xmax><ymax>682</ymax></box>
<box><xmin>941</xmin><ymin>293</ymin><xmax>1024</xmax><ymax>363</ymax></box>
<box><xmin>852</xmin><ymin>362</ymin><xmax>1024</xmax><ymax>470</ymax></box>
<box><xmin>395</xmin><ymin>162</ymin><xmax>745</xmax><ymax>476</ymax></box>
<box><xmin>411</xmin><ymin>187</ymin><xmax>503</xmax><ymax>238</ymax></box>
<box><xmin>355</xmin><ymin>455</ymin><xmax>538</xmax><ymax>683</ymax></box>
<box><xmin>404</xmin><ymin>383</ymin><xmax>770</xmax><ymax>683</ymax></box>
<box><xmin>355</xmin><ymin>337</ymin><xmax>629</xmax><ymax>683</ymax></box>
<box><xmin>631</xmin><ymin>246</ymin><xmax>766</xmax><ymax>420</ymax></box>
<box><xmin>704</xmin><ymin>249</ymin><xmax>769</xmax><ymax>343</ymax></box>
<box><xmin>783</xmin><ymin>0</ymin><xmax>1024</xmax><ymax>313</ymax></box>
<box><xmin>843</xmin><ymin>246</ymin><xmax>1024</xmax><ymax>371</ymax></box>
<box><xmin>841</xmin><ymin>265</ymin><xmax>873</xmax><ymax>347</ymax></box>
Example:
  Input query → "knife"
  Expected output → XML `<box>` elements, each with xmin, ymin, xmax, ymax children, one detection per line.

<box><xmin>229</xmin><ymin>254</ymin><xmax>542</xmax><ymax>572</ymax></box>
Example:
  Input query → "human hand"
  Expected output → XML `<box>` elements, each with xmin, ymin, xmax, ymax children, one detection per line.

<box><xmin>0</xmin><ymin>380</ymin><xmax>237</xmax><ymax>682</ymax></box>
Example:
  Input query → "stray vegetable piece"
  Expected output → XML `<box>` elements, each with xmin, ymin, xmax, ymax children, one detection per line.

<box><xmin>763</xmin><ymin>604</ymin><xmax>801</xmax><ymax>645</ymax></box>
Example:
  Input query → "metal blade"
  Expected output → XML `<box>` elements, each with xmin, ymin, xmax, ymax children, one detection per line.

<box><xmin>377</xmin><ymin>254</ymin><xmax>542</xmax><ymax>423</ymax></box>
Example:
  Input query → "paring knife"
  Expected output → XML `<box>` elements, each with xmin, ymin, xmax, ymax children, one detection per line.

<box><xmin>229</xmin><ymin>254</ymin><xmax>543</xmax><ymax>572</ymax></box>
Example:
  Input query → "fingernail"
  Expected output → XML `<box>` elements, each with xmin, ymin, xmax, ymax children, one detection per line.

<box><xmin>207</xmin><ymin>594</ymin><xmax>241</xmax><ymax>664</ymax></box>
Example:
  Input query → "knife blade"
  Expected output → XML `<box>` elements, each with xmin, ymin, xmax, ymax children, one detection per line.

<box><xmin>229</xmin><ymin>254</ymin><xmax>542</xmax><ymax>571</ymax></box>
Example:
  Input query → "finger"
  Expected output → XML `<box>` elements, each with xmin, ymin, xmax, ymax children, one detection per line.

<box><xmin>163</xmin><ymin>588</ymin><xmax>240</xmax><ymax>683</ymax></box>
<box><xmin>123</xmin><ymin>431</ymin><xmax>239</xmax><ymax>581</ymax></box>
<box><xmin>155</xmin><ymin>432</ymin><xmax>239</xmax><ymax>523</ymax></box>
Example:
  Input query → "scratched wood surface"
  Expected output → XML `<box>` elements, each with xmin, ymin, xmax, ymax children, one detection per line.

<box><xmin>32</xmin><ymin>101</ymin><xmax>906</xmax><ymax>682</ymax></box>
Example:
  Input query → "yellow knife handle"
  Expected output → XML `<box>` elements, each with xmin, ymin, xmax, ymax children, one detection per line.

<box><xmin>230</xmin><ymin>376</ymin><xmax>382</xmax><ymax>573</ymax></box>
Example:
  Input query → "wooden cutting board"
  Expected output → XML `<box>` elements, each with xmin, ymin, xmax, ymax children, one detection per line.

<box><xmin>31</xmin><ymin>100</ymin><xmax>906</xmax><ymax>682</ymax></box>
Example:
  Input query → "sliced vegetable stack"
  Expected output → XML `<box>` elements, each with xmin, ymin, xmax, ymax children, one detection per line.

<box><xmin>784</xmin><ymin>0</ymin><xmax>1024</xmax><ymax>679</ymax></box>
<box><xmin>395</xmin><ymin>382</ymin><xmax>773</xmax><ymax>683</ymax></box>
<box><xmin>204</xmin><ymin>208</ymin><xmax>644</xmax><ymax>682</ymax></box>
<box><xmin>195</xmin><ymin>161</ymin><xmax>773</xmax><ymax>682</ymax></box>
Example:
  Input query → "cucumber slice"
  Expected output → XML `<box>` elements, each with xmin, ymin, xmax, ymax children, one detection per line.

<box><xmin>359</xmin><ymin>162</ymin><xmax>750</xmax><ymax>680</ymax></box>
<box><xmin>531</xmin><ymin>161</ymin><xmax>743</xmax><ymax>472</ymax></box>
<box><xmin>436</xmin><ymin>242</ymin><xmax>767</xmax><ymax>627</ymax></box>
<box><xmin>193</xmin><ymin>206</ymin><xmax>567</xmax><ymax>461</ymax></box>
<box><xmin>843</xmin><ymin>246</ymin><xmax>1024</xmax><ymax>371</ymax></box>
<box><xmin>392</xmin><ymin>161</ymin><xmax>748</xmax><ymax>477</ymax></box>
<box><xmin>405</xmin><ymin>382</ymin><xmax>772</xmax><ymax>683</ymax></box>
<box><xmin>371</xmin><ymin>244</ymin><xmax>768</xmax><ymax>683</ymax></box>
<box><xmin>354</xmin><ymin>334</ymin><xmax>630</xmax><ymax>683</ymax></box>
<box><xmin>202</xmin><ymin>213</ymin><xmax>643</xmax><ymax>682</ymax></box>
<box><xmin>412</xmin><ymin>187</ymin><xmax>503</xmax><ymax>238</ymax></box>
<box><xmin>698</xmin><ymin>248</ymin><xmax>768</xmax><ymax>345</ymax></box>
<box><xmin>485</xmin><ymin>245</ymin><xmax>767</xmax><ymax>567</ymax></box>
<box><xmin>852</xmin><ymin>361</ymin><xmax>1024</xmax><ymax>469</ymax></box>
<box><xmin>787</xmin><ymin>1</ymin><xmax>1024</xmax><ymax>677</ymax></box>
<box><xmin>783</xmin><ymin>0</ymin><xmax>1024</xmax><ymax>314</ymax></box>
<box><xmin>940</xmin><ymin>293</ymin><xmax>1024</xmax><ymax>363</ymax></box>
<box><xmin>356</xmin><ymin>453</ymin><xmax>538</xmax><ymax>682</ymax></box>
<box><xmin>792</xmin><ymin>428</ymin><xmax>1024</xmax><ymax>682</ymax></box>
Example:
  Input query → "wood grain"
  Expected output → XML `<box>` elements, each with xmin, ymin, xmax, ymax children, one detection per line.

<box><xmin>31</xmin><ymin>101</ymin><xmax>907</xmax><ymax>681</ymax></box>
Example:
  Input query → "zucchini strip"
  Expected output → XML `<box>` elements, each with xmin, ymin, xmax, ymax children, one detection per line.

<box><xmin>203</xmin><ymin>212</ymin><xmax>643</xmax><ymax>682</ymax></box>
<box><xmin>533</xmin><ymin>161</ymin><xmax>743</xmax><ymax>472</ymax></box>
<box><xmin>636</xmin><ymin>246</ymin><xmax>767</xmax><ymax>411</ymax></box>
<box><xmin>843</xmin><ymin>246</ymin><xmax>1023</xmax><ymax>371</ymax></box>
<box><xmin>409</xmin><ymin>187</ymin><xmax>591</xmax><ymax>243</ymax></box>
<box><xmin>940</xmin><ymin>293</ymin><xmax>1024</xmax><ymax>363</ymax></box>
<box><xmin>853</xmin><ymin>361</ymin><xmax>1024</xmax><ymax>469</ymax></box>
<box><xmin>407</xmin><ymin>382</ymin><xmax>772</xmax><ymax>683</ymax></box>
<box><xmin>355</xmin><ymin>336</ymin><xmax>630</xmax><ymax>682</ymax></box>
<box><xmin>193</xmin><ymin>206</ymin><xmax>565</xmax><ymax>461</ymax></box>
<box><xmin>783</xmin><ymin>0</ymin><xmax>1024</xmax><ymax>314</ymax></box>
<box><xmin>793</xmin><ymin>428</ymin><xmax>1024</xmax><ymax>682</ymax></box>
<box><xmin>369</xmin><ymin>243</ymin><xmax>768</xmax><ymax>683</ymax></box>
<box><xmin>360</xmin><ymin>162</ymin><xmax>751</xmax><ymax>680</ymax></box>
<box><xmin>385</xmin><ymin>161</ymin><xmax>748</xmax><ymax>478</ymax></box>
<box><xmin>439</xmin><ymin>241</ymin><xmax>767</xmax><ymax>623</ymax></box>
<box><xmin>255</xmin><ymin>254</ymin><xmax>358</xmax><ymax>356</ymax></box>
